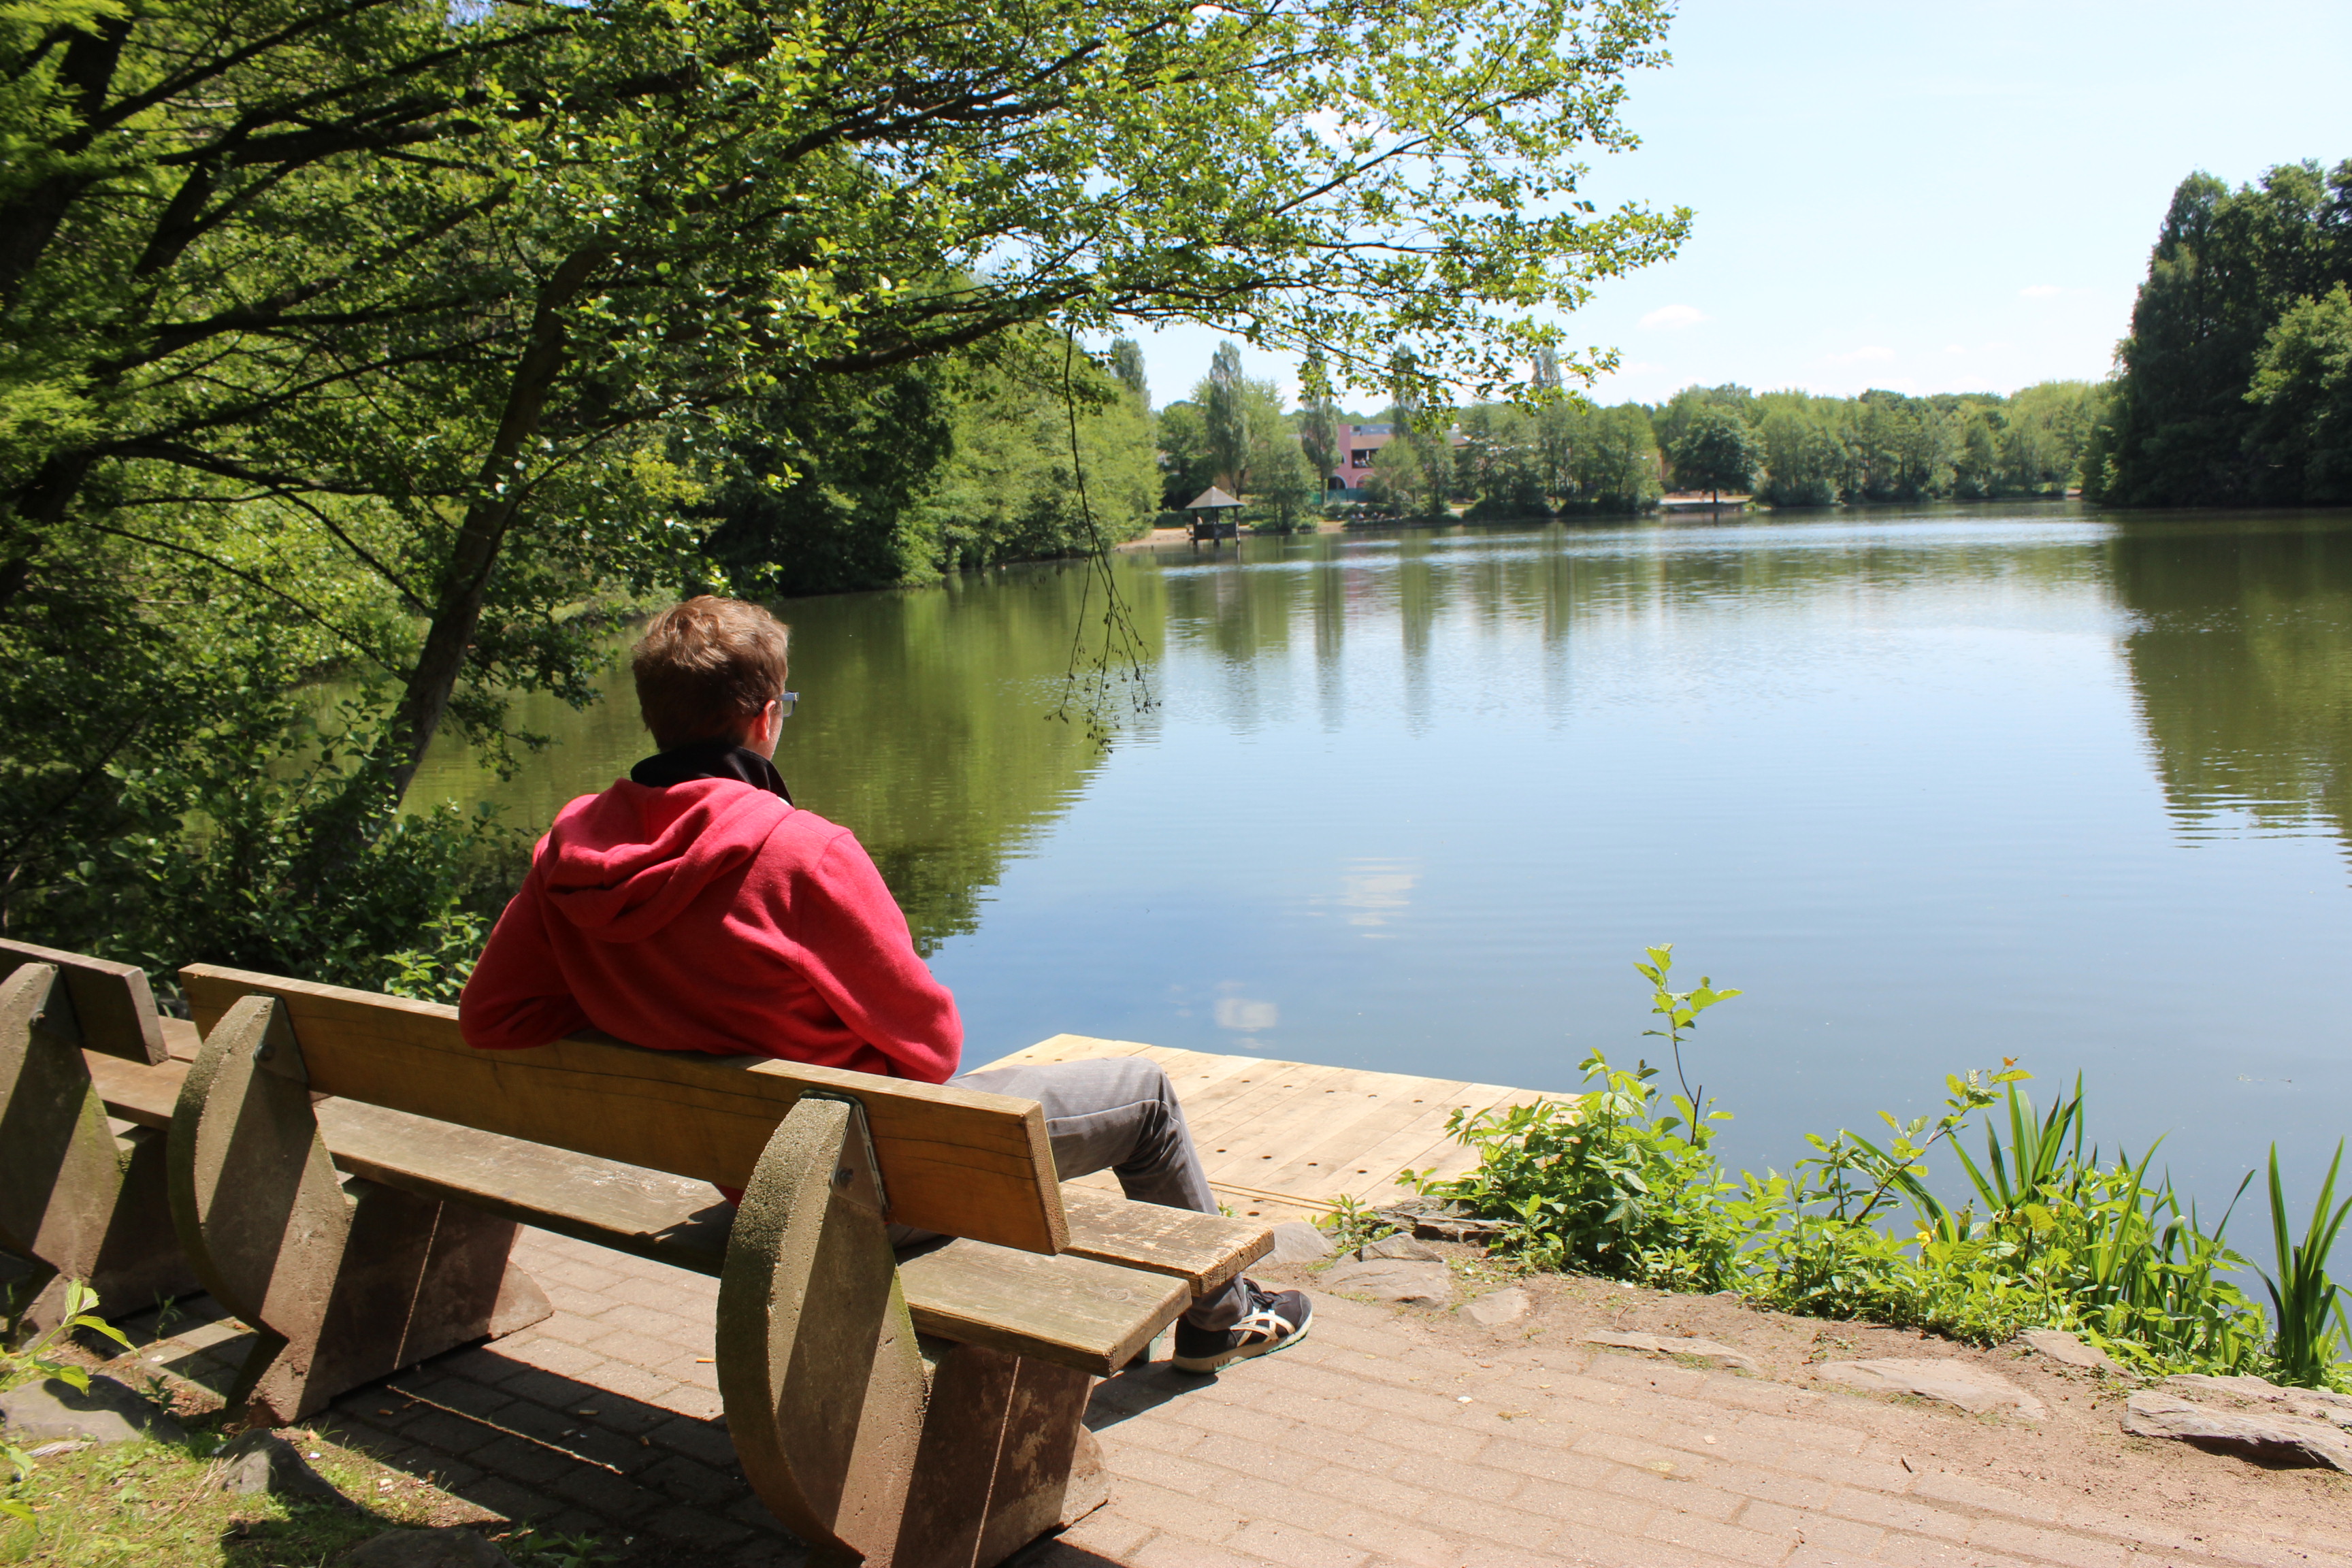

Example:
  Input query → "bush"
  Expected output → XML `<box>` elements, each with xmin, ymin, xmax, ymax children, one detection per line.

<box><xmin>1414</xmin><ymin>947</ymin><xmax>2347</xmax><ymax>1387</ymax></box>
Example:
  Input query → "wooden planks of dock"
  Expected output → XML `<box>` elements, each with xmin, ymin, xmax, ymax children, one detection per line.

<box><xmin>977</xmin><ymin>1034</ymin><xmax>1553</xmax><ymax>1222</ymax></box>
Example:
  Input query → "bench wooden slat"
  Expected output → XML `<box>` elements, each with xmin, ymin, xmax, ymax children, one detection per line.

<box><xmin>1058</xmin><ymin>1186</ymin><xmax>1269</xmax><ymax>1292</ymax></box>
<box><xmin>1</xmin><ymin>938</ymin><xmax>168</xmax><ymax>1064</ymax></box>
<box><xmin>182</xmin><ymin>966</ymin><xmax>1068</xmax><ymax>1257</ymax></box>
<box><xmin>82</xmin><ymin>1050</ymin><xmax>180</xmax><ymax>1127</ymax></box>
<box><xmin>898</xmin><ymin>1243</ymin><xmax>1186</xmax><ymax>1376</ymax></box>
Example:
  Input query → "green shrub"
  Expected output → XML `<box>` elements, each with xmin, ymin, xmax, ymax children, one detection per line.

<box><xmin>1414</xmin><ymin>947</ymin><xmax>2345</xmax><ymax>1386</ymax></box>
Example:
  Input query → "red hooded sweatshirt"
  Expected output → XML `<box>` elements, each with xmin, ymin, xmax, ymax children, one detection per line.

<box><xmin>459</xmin><ymin>776</ymin><xmax>961</xmax><ymax>1081</ymax></box>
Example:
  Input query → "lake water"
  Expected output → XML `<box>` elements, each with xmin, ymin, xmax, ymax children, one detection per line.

<box><xmin>409</xmin><ymin>502</ymin><xmax>2352</xmax><ymax>1209</ymax></box>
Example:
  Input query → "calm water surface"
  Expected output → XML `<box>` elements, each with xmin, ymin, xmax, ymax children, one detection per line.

<box><xmin>410</xmin><ymin>502</ymin><xmax>2352</xmax><ymax>1205</ymax></box>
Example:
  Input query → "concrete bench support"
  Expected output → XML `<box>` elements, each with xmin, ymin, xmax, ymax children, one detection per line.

<box><xmin>718</xmin><ymin>1095</ymin><xmax>1103</xmax><ymax>1566</ymax></box>
<box><xmin>0</xmin><ymin>953</ymin><xmax>196</xmax><ymax>1335</ymax></box>
<box><xmin>167</xmin><ymin>995</ymin><xmax>549</xmax><ymax>1420</ymax></box>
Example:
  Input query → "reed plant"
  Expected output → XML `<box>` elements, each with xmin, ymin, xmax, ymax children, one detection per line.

<box><xmin>1414</xmin><ymin>949</ymin><xmax>2347</xmax><ymax>1386</ymax></box>
<box><xmin>2260</xmin><ymin>1143</ymin><xmax>2352</xmax><ymax>1388</ymax></box>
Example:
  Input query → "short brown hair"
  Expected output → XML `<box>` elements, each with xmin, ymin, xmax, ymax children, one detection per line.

<box><xmin>631</xmin><ymin>597</ymin><xmax>791</xmax><ymax>750</ymax></box>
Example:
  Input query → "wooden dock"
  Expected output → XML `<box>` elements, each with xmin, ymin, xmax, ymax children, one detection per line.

<box><xmin>977</xmin><ymin>1034</ymin><xmax>1553</xmax><ymax>1223</ymax></box>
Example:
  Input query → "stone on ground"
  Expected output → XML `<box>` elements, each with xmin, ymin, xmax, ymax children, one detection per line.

<box><xmin>1373</xmin><ymin>1200</ymin><xmax>1509</xmax><ymax>1243</ymax></box>
<box><xmin>2123</xmin><ymin>1390</ymin><xmax>2352</xmax><ymax>1471</ymax></box>
<box><xmin>1358</xmin><ymin>1233</ymin><xmax>1441</xmax><ymax>1262</ymax></box>
<box><xmin>2021</xmin><ymin>1329</ymin><xmax>2118</xmax><ymax>1373</ymax></box>
<box><xmin>1265</xmin><ymin>1221</ymin><xmax>1333</xmax><ymax>1264</ymax></box>
<box><xmin>1323</xmin><ymin>1257</ymin><xmax>1452</xmax><ymax>1307</ymax></box>
<box><xmin>341</xmin><ymin>1526</ymin><xmax>513</xmax><ymax>1567</ymax></box>
<box><xmin>0</xmin><ymin>1375</ymin><xmax>186</xmax><ymax>1446</ymax></box>
<box><xmin>217</xmin><ymin>1431</ymin><xmax>355</xmax><ymax>1507</ymax></box>
<box><xmin>1460</xmin><ymin>1287</ymin><xmax>1531</xmax><ymax>1326</ymax></box>
<box><xmin>1815</xmin><ymin>1357</ymin><xmax>2048</xmax><ymax>1420</ymax></box>
<box><xmin>1583</xmin><ymin>1330</ymin><xmax>1761</xmax><ymax>1375</ymax></box>
<box><xmin>2162</xmin><ymin>1372</ymin><xmax>2352</xmax><ymax>1427</ymax></box>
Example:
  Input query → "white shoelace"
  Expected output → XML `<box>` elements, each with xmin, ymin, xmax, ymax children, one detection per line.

<box><xmin>1232</xmin><ymin>1304</ymin><xmax>1296</xmax><ymax>1342</ymax></box>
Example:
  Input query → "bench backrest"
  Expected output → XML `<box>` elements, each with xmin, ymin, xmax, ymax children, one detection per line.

<box><xmin>0</xmin><ymin>937</ymin><xmax>169</xmax><ymax>1064</ymax></box>
<box><xmin>180</xmin><ymin>965</ymin><xmax>1068</xmax><ymax>1255</ymax></box>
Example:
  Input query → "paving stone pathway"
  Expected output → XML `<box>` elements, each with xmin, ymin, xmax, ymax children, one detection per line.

<box><xmin>115</xmin><ymin>1229</ymin><xmax>2352</xmax><ymax>1567</ymax></box>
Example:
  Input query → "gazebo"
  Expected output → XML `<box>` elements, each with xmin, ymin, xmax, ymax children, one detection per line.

<box><xmin>1183</xmin><ymin>485</ymin><xmax>1243</xmax><ymax>545</ymax></box>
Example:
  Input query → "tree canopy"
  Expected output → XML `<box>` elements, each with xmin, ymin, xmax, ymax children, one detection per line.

<box><xmin>0</xmin><ymin>0</ymin><xmax>1691</xmax><ymax>976</ymax></box>
<box><xmin>1669</xmin><ymin>406</ymin><xmax>1759</xmax><ymax>501</ymax></box>
<box><xmin>2091</xmin><ymin>159</ymin><xmax>2352</xmax><ymax>506</ymax></box>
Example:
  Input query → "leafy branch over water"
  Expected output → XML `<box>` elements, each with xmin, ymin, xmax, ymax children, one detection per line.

<box><xmin>1411</xmin><ymin>948</ymin><xmax>2351</xmax><ymax>1388</ymax></box>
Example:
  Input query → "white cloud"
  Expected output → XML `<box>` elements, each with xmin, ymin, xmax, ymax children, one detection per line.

<box><xmin>1213</xmin><ymin>996</ymin><xmax>1277</xmax><ymax>1031</ymax></box>
<box><xmin>1639</xmin><ymin>304</ymin><xmax>1708</xmax><ymax>331</ymax></box>
<box><xmin>1335</xmin><ymin>867</ymin><xmax>1416</xmax><ymax>928</ymax></box>
<box><xmin>2019</xmin><ymin>284</ymin><xmax>2063</xmax><ymax>299</ymax></box>
<box><xmin>1827</xmin><ymin>345</ymin><xmax>1896</xmax><ymax>365</ymax></box>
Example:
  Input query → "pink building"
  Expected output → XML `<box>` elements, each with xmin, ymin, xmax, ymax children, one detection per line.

<box><xmin>1325</xmin><ymin>421</ymin><xmax>1397</xmax><ymax>491</ymax></box>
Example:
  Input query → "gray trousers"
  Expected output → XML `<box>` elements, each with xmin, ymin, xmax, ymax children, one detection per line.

<box><xmin>933</xmin><ymin>1057</ymin><xmax>1250</xmax><ymax>1331</ymax></box>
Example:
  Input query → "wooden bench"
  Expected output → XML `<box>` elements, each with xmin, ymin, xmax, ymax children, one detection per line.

<box><xmin>162</xmin><ymin>966</ymin><xmax>1271</xmax><ymax>1567</ymax></box>
<box><xmin>0</xmin><ymin>938</ymin><xmax>202</xmax><ymax>1333</ymax></box>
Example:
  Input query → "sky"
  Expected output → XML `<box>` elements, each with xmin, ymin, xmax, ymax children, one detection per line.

<box><xmin>1122</xmin><ymin>0</ymin><xmax>2352</xmax><ymax>412</ymax></box>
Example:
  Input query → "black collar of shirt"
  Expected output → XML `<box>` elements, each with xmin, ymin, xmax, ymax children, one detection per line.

<box><xmin>629</xmin><ymin>740</ymin><xmax>794</xmax><ymax>805</ymax></box>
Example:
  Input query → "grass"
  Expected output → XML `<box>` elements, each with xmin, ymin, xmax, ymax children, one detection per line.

<box><xmin>0</xmin><ymin>1400</ymin><xmax>612</xmax><ymax>1568</ymax></box>
<box><xmin>3</xmin><ymin>1432</ymin><xmax>433</xmax><ymax>1567</ymax></box>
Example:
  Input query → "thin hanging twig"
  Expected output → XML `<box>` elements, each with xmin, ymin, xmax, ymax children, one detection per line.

<box><xmin>1052</xmin><ymin>329</ymin><xmax>1154</xmax><ymax>742</ymax></box>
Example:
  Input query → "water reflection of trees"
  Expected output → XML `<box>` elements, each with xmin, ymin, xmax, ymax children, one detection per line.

<box><xmin>1156</xmin><ymin>519</ymin><xmax>2105</xmax><ymax>663</ymax></box>
<box><xmin>2110</xmin><ymin>517</ymin><xmax>2352</xmax><ymax>851</ymax></box>
<box><xmin>406</xmin><ymin>561</ymin><xmax>1163</xmax><ymax>956</ymax></box>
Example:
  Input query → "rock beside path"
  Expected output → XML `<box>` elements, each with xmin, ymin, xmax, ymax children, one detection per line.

<box><xmin>1265</xmin><ymin>1221</ymin><xmax>1333</xmax><ymax>1264</ymax></box>
<box><xmin>2020</xmin><ymin>1329</ymin><xmax>2119</xmax><ymax>1373</ymax></box>
<box><xmin>1815</xmin><ymin>1357</ymin><xmax>2048</xmax><ymax>1420</ymax></box>
<box><xmin>1584</xmin><ymin>1330</ymin><xmax>1761</xmax><ymax>1375</ymax></box>
<box><xmin>2123</xmin><ymin>1391</ymin><xmax>2352</xmax><ymax>1471</ymax></box>
<box><xmin>2161</xmin><ymin>1373</ymin><xmax>2352</xmax><ymax>1428</ymax></box>
<box><xmin>1373</xmin><ymin>1200</ymin><xmax>1510</xmax><ymax>1244</ymax></box>
<box><xmin>342</xmin><ymin>1526</ymin><xmax>513</xmax><ymax>1567</ymax></box>
<box><xmin>217</xmin><ymin>1431</ymin><xmax>356</xmax><ymax>1507</ymax></box>
<box><xmin>0</xmin><ymin>1375</ymin><xmax>186</xmax><ymax>1446</ymax></box>
<box><xmin>1357</xmin><ymin>1234</ymin><xmax>1441</xmax><ymax>1262</ymax></box>
<box><xmin>1324</xmin><ymin>1257</ymin><xmax>1452</xmax><ymax>1307</ymax></box>
<box><xmin>1461</xmin><ymin>1288</ymin><xmax>1531</xmax><ymax>1326</ymax></box>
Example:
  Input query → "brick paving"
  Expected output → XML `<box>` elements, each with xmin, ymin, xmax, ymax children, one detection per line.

<box><xmin>118</xmin><ymin>1231</ymin><xmax>2352</xmax><ymax>1567</ymax></box>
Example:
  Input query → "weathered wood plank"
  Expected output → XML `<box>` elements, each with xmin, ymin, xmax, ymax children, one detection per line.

<box><xmin>897</xmin><ymin>1241</ymin><xmax>1185</xmax><ymax>1377</ymax></box>
<box><xmin>182</xmin><ymin>965</ymin><xmax>1067</xmax><ymax>1257</ymax></box>
<box><xmin>1252</xmin><ymin>1077</ymin><xmax>1486</xmax><ymax>1192</ymax></box>
<box><xmin>983</xmin><ymin>1036</ymin><xmax>1556</xmax><ymax>1220</ymax></box>
<box><xmin>82</xmin><ymin>1049</ymin><xmax>180</xmax><ymax>1128</ymax></box>
<box><xmin>0</xmin><ymin>938</ymin><xmax>167</xmax><ymax>1064</ymax></box>
<box><xmin>1058</xmin><ymin>1186</ymin><xmax>1268</xmax><ymax>1292</ymax></box>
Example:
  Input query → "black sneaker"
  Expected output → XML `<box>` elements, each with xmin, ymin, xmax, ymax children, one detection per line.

<box><xmin>1171</xmin><ymin>1282</ymin><xmax>1312</xmax><ymax>1373</ymax></box>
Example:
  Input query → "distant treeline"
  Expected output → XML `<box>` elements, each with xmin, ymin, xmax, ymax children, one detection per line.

<box><xmin>1468</xmin><ymin>380</ymin><xmax>2103</xmax><ymax>517</ymax></box>
<box><xmin>2089</xmin><ymin>158</ymin><xmax>2352</xmax><ymax>508</ymax></box>
<box><xmin>1156</xmin><ymin>377</ymin><xmax>2102</xmax><ymax>525</ymax></box>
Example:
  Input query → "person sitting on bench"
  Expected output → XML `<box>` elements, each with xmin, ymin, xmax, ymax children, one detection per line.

<box><xmin>459</xmin><ymin>595</ymin><xmax>1307</xmax><ymax>1373</ymax></box>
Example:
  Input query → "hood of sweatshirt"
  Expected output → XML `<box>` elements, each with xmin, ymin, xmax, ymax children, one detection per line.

<box><xmin>537</xmin><ymin>777</ymin><xmax>792</xmax><ymax>944</ymax></box>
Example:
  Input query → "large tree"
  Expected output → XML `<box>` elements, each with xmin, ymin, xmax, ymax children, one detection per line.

<box><xmin>2095</xmin><ymin>160</ymin><xmax>2352</xmax><ymax>506</ymax></box>
<box><xmin>1669</xmin><ymin>406</ymin><xmax>1759</xmax><ymax>504</ymax></box>
<box><xmin>0</xmin><ymin>0</ymin><xmax>1688</xmax><ymax>964</ymax></box>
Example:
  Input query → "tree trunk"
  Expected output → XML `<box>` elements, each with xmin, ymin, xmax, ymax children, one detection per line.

<box><xmin>381</xmin><ymin>247</ymin><xmax>604</xmax><ymax>809</ymax></box>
